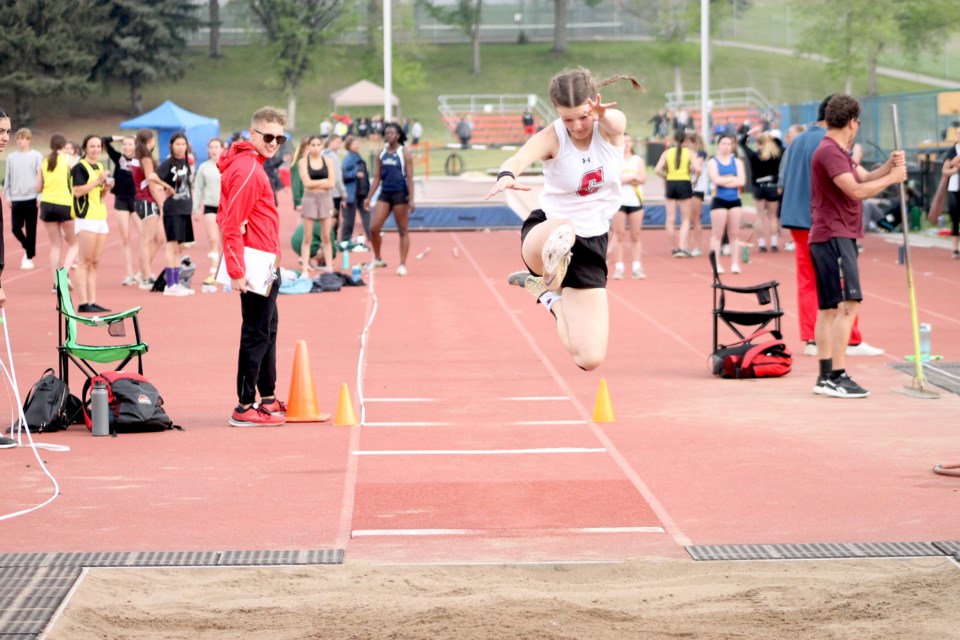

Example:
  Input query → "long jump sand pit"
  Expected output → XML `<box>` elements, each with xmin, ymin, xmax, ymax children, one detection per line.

<box><xmin>47</xmin><ymin>557</ymin><xmax>960</xmax><ymax>639</ymax></box>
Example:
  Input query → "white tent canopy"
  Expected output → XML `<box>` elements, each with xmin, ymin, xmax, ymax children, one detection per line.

<box><xmin>331</xmin><ymin>80</ymin><xmax>399</xmax><ymax>110</ymax></box>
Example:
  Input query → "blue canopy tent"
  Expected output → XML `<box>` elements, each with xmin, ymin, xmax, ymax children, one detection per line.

<box><xmin>119</xmin><ymin>100</ymin><xmax>220</xmax><ymax>163</ymax></box>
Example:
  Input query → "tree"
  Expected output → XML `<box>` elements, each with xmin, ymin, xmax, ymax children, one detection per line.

<box><xmin>552</xmin><ymin>0</ymin><xmax>604</xmax><ymax>54</ymax></box>
<box><xmin>417</xmin><ymin>0</ymin><xmax>483</xmax><ymax>75</ymax></box>
<box><xmin>0</xmin><ymin>0</ymin><xmax>109</xmax><ymax>125</ymax></box>
<box><xmin>209</xmin><ymin>0</ymin><xmax>221</xmax><ymax>58</ymax></box>
<box><xmin>95</xmin><ymin>0</ymin><xmax>200</xmax><ymax>115</ymax></box>
<box><xmin>248</xmin><ymin>0</ymin><xmax>350</xmax><ymax>129</ymax></box>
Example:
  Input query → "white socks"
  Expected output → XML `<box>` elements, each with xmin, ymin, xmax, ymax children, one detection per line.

<box><xmin>538</xmin><ymin>291</ymin><xmax>560</xmax><ymax>313</ymax></box>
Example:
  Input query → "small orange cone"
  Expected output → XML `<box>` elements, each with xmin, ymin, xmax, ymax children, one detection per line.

<box><xmin>333</xmin><ymin>383</ymin><xmax>357</xmax><ymax>426</ymax></box>
<box><xmin>592</xmin><ymin>378</ymin><xmax>616</xmax><ymax>423</ymax></box>
<box><xmin>286</xmin><ymin>340</ymin><xmax>330</xmax><ymax>422</ymax></box>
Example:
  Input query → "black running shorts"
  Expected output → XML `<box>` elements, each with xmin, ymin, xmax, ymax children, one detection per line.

<box><xmin>135</xmin><ymin>199</ymin><xmax>160</xmax><ymax>220</ymax></box>
<box><xmin>520</xmin><ymin>209</ymin><xmax>608</xmax><ymax>289</ymax></box>
<box><xmin>665</xmin><ymin>180</ymin><xmax>693</xmax><ymax>200</ymax></box>
<box><xmin>809</xmin><ymin>237</ymin><xmax>862</xmax><ymax>310</ymax></box>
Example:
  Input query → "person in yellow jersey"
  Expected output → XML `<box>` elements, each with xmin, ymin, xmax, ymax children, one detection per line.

<box><xmin>654</xmin><ymin>129</ymin><xmax>694</xmax><ymax>257</ymax></box>
<box><xmin>71</xmin><ymin>135</ymin><xmax>113</xmax><ymax>313</ymax></box>
<box><xmin>37</xmin><ymin>134</ymin><xmax>79</xmax><ymax>292</ymax></box>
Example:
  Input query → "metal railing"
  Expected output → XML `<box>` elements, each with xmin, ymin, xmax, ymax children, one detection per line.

<box><xmin>666</xmin><ymin>87</ymin><xmax>773</xmax><ymax>111</ymax></box>
<box><xmin>437</xmin><ymin>94</ymin><xmax>556</xmax><ymax>125</ymax></box>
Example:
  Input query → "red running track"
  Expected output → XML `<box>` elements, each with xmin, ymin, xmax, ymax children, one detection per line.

<box><xmin>1</xmin><ymin>204</ymin><xmax>959</xmax><ymax>563</ymax></box>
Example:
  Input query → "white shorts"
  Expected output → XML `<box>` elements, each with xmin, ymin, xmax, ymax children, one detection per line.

<box><xmin>75</xmin><ymin>218</ymin><xmax>109</xmax><ymax>235</ymax></box>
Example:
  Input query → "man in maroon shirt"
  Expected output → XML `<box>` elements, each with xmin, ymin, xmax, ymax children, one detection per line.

<box><xmin>809</xmin><ymin>95</ymin><xmax>906</xmax><ymax>398</ymax></box>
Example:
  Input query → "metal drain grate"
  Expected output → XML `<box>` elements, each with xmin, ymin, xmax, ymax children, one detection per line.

<box><xmin>687</xmin><ymin>541</ymin><xmax>945</xmax><ymax>561</ymax></box>
<box><xmin>888</xmin><ymin>361</ymin><xmax>960</xmax><ymax>396</ymax></box>
<box><xmin>0</xmin><ymin>549</ymin><xmax>344</xmax><ymax>638</ymax></box>
<box><xmin>933</xmin><ymin>541</ymin><xmax>960</xmax><ymax>556</ymax></box>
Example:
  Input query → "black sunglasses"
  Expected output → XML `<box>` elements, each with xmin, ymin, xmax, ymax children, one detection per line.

<box><xmin>253</xmin><ymin>129</ymin><xmax>287</xmax><ymax>145</ymax></box>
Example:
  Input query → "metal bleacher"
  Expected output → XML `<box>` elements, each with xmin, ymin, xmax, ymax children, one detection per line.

<box><xmin>666</xmin><ymin>87</ymin><xmax>775</xmax><ymax>132</ymax></box>
<box><xmin>438</xmin><ymin>94</ymin><xmax>557</xmax><ymax>146</ymax></box>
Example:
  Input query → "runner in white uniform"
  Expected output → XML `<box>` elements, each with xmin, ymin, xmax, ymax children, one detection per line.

<box><xmin>485</xmin><ymin>68</ymin><xmax>641</xmax><ymax>371</ymax></box>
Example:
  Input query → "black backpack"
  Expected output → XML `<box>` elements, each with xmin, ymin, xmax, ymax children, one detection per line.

<box><xmin>12</xmin><ymin>368</ymin><xmax>82</xmax><ymax>433</ymax></box>
<box><xmin>81</xmin><ymin>372</ymin><xmax>182</xmax><ymax>434</ymax></box>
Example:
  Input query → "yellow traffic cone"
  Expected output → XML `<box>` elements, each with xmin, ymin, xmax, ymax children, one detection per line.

<box><xmin>592</xmin><ymin>378</ymin><xmax>615</xmax><ymax>423</ymax></box>
<box><xmin>334</xmin><ymin>383</ymin><xmax>357</xmax><ymax>426</ymax></box>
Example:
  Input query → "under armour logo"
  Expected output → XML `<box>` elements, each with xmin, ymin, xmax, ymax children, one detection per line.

<box><xmin>582</xmin><ymin>157</ymin><xmax>592</xmax><ymax>163</ymax></box>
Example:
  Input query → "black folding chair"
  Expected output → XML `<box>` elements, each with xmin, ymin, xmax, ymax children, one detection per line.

<box><xmin>710</xmin><ymin>251</ymin><xmax>784</xmax><ymax>352</ymax></box>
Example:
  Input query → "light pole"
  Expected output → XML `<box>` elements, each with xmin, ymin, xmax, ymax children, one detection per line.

<box><xmin>701</xmin><ymin>0</ymin><xmax>710</xmax><ymax>143</ymax></box>
<box><xmin>384</xmin><ymin>0</ymin><xmax>393</xmax><ymax>121</ymax></box>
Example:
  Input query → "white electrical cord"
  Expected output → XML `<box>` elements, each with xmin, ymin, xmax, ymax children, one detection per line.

<box><xmin>0</xmin><ymin>308</ymin><xmax>69</xmax><ymax>522</ymax></box>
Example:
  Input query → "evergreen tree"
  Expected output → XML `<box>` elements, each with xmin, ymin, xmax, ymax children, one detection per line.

<box><xmin>0</xmin><ymin>0</ymin><xmax>110</xmax><ymax>125</ymax></box>
<box><xmin>95</xmin><ymin>0</ymin><xmax>200</xmax><ymax>114</ymax></box>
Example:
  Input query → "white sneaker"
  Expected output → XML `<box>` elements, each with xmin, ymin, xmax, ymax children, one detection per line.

<box><xmin>20</xmin><ymin>256</ymin><xmax>35</xmax><ymax>270</ymax></box>
<box><xmin>121</xmin><ymin>274</ymin><xmax>138</xmax><ymax>286</ymax></box>
<box><xmin>366</xmin><ymin>258</ymin><xmax>387</xmax><ymax>272</ymax></box>
<box><xmin>690</xmin><ymin>248</ymin><xmax>702</xmax><ymax>257</ymax></box>
<box><xmin>541</xmin><ymin>224</ymin><xmax>575</xmax><ymax>292</ymax></box>
<box><xmin>846</xmin><ymin>341</ymin><xmax>884</xmax><ymax>357</ymax></box>
<box><xmin>803</xmin><ymin>342</ymin><xmax>818</xmax><ymax>356</ymax></box>
<box><xmin>397</xmin><ymin>264</ymin><xmax>408</xmax><ymax>276</ymax></box>
<box><xmin>720</xmin><ymin>245</ymin><xmax>731</xmax><ymax>256</ymax></box>
<box><xmin>784</xmin><ymin>241</ymin><xmax>796</xmax><ymax>252</ymax></box>
<box><xmin>163</xmin><ymin>283</ymin><xmax>193</xmax><ymax>297</ymax></box>
<box><xmin>716</xmin><ymin>263</ymin><xmax>725</xmax><ymax>274</ymax></box>
<box><xmin>730</xmin><ymin>263</ymin><xmax>741</xmax><ymax>274</ymax></box>
<box><xmin>612</xmin><ymin>264</ymin><xmax>624</xmax><ymax>280</ymax></box>
<box><xmin>632</xmin><ymin>265</ymin><xmax>646</xmax><ymax>279</ymax></box>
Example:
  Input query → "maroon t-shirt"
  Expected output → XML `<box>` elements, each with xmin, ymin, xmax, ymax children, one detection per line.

<box><xmin>809</xmin><ymin>136</ymin><xmax>862</xmax><ymax>243</ymax></box>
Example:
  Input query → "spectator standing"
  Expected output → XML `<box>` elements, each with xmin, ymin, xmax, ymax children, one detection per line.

<box><xmin>71</xmin><ymin>134</ymin><xmax>113</xmax><ymax>313</ymax></box>
<box><xmin>289</xmin><ymin>136</ymin><xmax>310</xmax><ymax>213</ymax></box>
<box><xmin>323</xmin><ymin>133</ymin><xmax>346</xmax><ymax>219</ymax></box>
<box><xmin>0</xmin><ymin>110</ymin><xmax>10</xmax><ymax>449</ymax></box>
<box><xmin>150</xmin><ymin>132</ymin><xmax>195</xmax><ymax>296</ymax></box>
<box><xmin>357</xmin><ymin>117</ymin><xmax>370</xmax><ymax>139</ymax></box>
<box><xmin>739</xmin><ymin>126</ymin><xmax>784</xmax><ymax>252</ymax></box>
<box><xmin>522</xmin><ymin>109</ymin><xmax>536</xmax><ymax>139</ymax></box>
<box><xmin>3</xmin><ymin>128</ymin><xmax>43</xmax><ymax>270</ymax></box>
<box><xmin>131</xmin><ymin>129</ymin><xmax>165</xmax><ymax>290</ymax></box>
<box><xmin>809</xmin><ymin>95</ymin><xmax>906</xmax><ymax>398</ymax></box>
<box><xmin>455</xmin><ymin>116</ymin><xmax>473</xmax><ymax>149</ymax></box>
<box><xmin>610</xmin><ymin>134</ymin><xmax>647</xmax><ymax>280</ymax></box>
<box><xmin>319</xmin><ymin>118</ymin><xmax>332</xmax><ymax>138</ymax></box>
<box><xmin>654</xmin><ymin>130</ymin><xmax>694</xmax><ymax>257</ymax></box>
<box><xmin>38</xmin><ymin>134</ymin><xmax>79</xmax><ymax>291</ymax></box>
<box><xmin>686</xmin><ymin>131</ymin><xmax>708</xmax><ymax>257</ymax></box>
<box><xmin>365</xmin><ymin>122</ymin><xmax>415</xmax><ymax>276</ymax></box>
<box><xmin>780</xmin><ymin>96</ymin><xmax>883</xmax><ymax>357</ymax></box>
<box><xmin>940</xmin><ymin>140</ymin><xmax>960</xmax><ymax>258</ymax></box>
<box><xmin>340</xmin><ymin>135</ymin><xmax>371</xmax><ymax>245</ymax></box>
<box><xmin>410</xmin><ymin>119</ymin><xmax>423</xmax><ymax>146</ymax></box>
<box><xmin>706</xmin><ymin>134</ymin><xmax>747</xmax><ymax>274</ymax></box>
<box><xmin>297</xmin><ymin>136</ymin><xmax>335</xmax><ymax>275</ymax></box>
<box><xmin>217</xmin><ymin>106</ymin><xmax>288</xmax><ymax>428</ymax></box>
<box><xmin>103</xmin><ymin>134</ymin><xmax>139</xmax><ymax>285</ymax></box>
<box><xmin>193</xmin><ymin>137</ymin><xmax>224</xmax><ymax>285</ymax></box>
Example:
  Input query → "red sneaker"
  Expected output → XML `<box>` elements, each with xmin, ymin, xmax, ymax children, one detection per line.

<box><xmin>229</xmin><ymin>405</ymin><xmax>286</xmax><ymax>427</ymax></box>
<box><xmin>258</xmin><ymin>398</ymin><xmax>287</xmax><ymax>416</ymax></box>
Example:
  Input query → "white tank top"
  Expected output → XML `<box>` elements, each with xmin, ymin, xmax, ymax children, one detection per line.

<box><xmin>539</xmin><ymin>120</ymin><xmax>623</xmax><ymax>237</ymax></box>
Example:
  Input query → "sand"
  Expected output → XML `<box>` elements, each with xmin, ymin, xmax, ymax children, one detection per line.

<box><xmin>46</xmin><ymin>557</ymin><xmax>960</xmax><ymax>639</ymax></box>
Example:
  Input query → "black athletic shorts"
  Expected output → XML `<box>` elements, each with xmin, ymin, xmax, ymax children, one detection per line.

<box><xmin>752</xmin><ymin>184</ymin><xmax>780</xmax><ymax>202</ymax></box>
<box><xmin>162</xmin><ymin>214</ymin><xmax>195</xmax><ymax>245</ymax></box>
<box><xmin>135</xmin><ymin>199</ymin><xmax>160</xmax><ymax>220</ymax></box>
<box><xmin>692</xmin><ymin>191</ymin><xmax>705</xmax><ymax>200</ymax></box>
<box><xmin>114</xmin><ymin>194</ymin><xmax>136</xmax><ymax>212</ymax></box>
<box><xmin>948</xmin><ymin>192</ymin><xmax>960</xmax><ymax>237</ymax></box>
<box><xmin>809</xmin><ymin>237</ymin><xmax>862</xmax><ymax>310</ymax></box>
<box><xmin>619</xmin><ymin>204</ymin><xmax>643</xmax><ymax>215</ymax></box>
<box><xmin>520</xmin><ymin>209</ymin><xmax>608</xmax><ymax>289</ymax></box>
<box><xmin>665</xmin><ymin>180</ymin><xmax>693</xmax><ymax>200</ymax></box>
<box><xmin>40</xmin><ymin>202</ymin><xmax>72</xmax><ymax>223</ymax></box>
<box><xmin>204</xmin><ymin>204</ymin><xmax>218</xmax><ymax>215</ymax></box>
<box><xmin>378</xmin><ymin>190</ymin><xmax>409</xmax><ymax>207</ymax></box>
<box><xmin>711</xmin><ymin>197</ymin><xmax>742</xmax><ymax>210</ymax></box>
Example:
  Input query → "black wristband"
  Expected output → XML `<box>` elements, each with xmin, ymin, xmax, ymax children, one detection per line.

<box><xmin>497</xmin><ymin>170</ymin><xmax>515</xmax><ymax>181</ymax></box>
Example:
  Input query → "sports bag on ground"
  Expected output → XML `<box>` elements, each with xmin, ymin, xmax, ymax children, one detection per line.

<box><xmin>81</xmin><ymin>372</ymin><xmax>182</xmax><ymax>433</ymax></box>
<box><xmin>711</xmin><ymin>330</ymin><xmax>792</xmax><ymax>379</ymax></box>
<box><xmin>12</xmin><ymin>368</ymin><xmax>81</xmax><ymax>433</ymax></box>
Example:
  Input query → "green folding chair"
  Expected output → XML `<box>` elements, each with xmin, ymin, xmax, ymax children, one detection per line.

<box><xmin>55</xmin><ymin>268</ymin><xmax>149</xmax><ymax>390</ymax></box>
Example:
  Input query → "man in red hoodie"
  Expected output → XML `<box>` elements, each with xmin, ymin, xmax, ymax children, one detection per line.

<box><xmin>218</xmin><ymin>107</ymin><xmax>288</xmax><ymax>427</ymax></box>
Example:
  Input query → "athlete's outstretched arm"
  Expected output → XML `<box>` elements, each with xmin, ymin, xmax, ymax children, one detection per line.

<box><xmin>484</xmin><ymin>125</ymin><xmax>559</xmax><ymax>200</ymax></box>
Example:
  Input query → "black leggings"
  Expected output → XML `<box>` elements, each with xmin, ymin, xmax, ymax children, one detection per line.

<box><xmin>11</xmin><ymin>199</ymin><xmax>38</xmax><ymax>259</ymax></box>
<box><xmin>236</xmin><ymin>272</ymin><xmax>280</xmax><ymax>405</ymax></box>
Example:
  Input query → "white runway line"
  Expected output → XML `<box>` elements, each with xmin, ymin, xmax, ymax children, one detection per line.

<box><xmin>364</xmin><ymin>397</ymin><xmax>439</xmax><ymax>402</ymax></box>
<box><xmin>501</xmin><ymin>395</ymin><xmax>569</xmax><ymax>401</ymax></box>
<box><xmin>512</xmin><ymin>420</ymin><xmax>588</xmax><ymax>426</ymax></box>
<box><xmin>352</xmin><ymin>526</ymin><xmax>666</xmax><ymax>537</ymax></box>
<box><xmin>354</xmin><ymin>447</ymin><xmax>606</xmax><ymax>456</ymax></box>
<box><xmin>363</xmin><ymin>421</ymin><xmax>451</xmax><ymax>427</ymax></box>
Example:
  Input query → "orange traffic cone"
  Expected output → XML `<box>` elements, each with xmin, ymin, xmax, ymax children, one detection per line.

<box><xmin>334</xmin><ymin>383</ymin><xmax>357</xmax><ymax>426</ymax></box>
<box><xmin>286</xmin><ymin>340</ymin><xmax>330</xmax><ymax>422</ymax></box>
<box><xmin>592</xmin><ymin>378</ymin><xmax>615</xmax><ymax>423</ymax></box>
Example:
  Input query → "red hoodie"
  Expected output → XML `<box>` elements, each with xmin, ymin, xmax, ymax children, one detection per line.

<box><xmin>216</xmin><ymin>140</ymin><xmax>282</xmax><ymax>280</ymax></box>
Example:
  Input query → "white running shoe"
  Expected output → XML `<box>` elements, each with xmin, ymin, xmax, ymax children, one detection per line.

<box><xmin>121</xmin><ymin>274</ymin><xmax>139</xmax><ymax>286</ymax></box>
<box><xmin>846</xmin><ymin>341</ymin><xmax>884</xmax><ymax>357</ymax></box>
<box><xmin>784</xmin><ymin>241</ymin><xmax>796</xmax><ymax>252</ymax></box>
<box><xmin>803</xmin><ymin>342</ymin><xmax>818</xmax><ymax>357</ymax></box>
<box><xmin>730</xmin><ymin>263</ymin><xmax>741</xmax><ymax>274</ymax></box>
<box><xmin>20</xmin><ymin>256</ymin><xmax>35</xmax><ymax>270</ymax></box>
<box><xmin>690</xmin><ymin>248</ymin><xmax>702</xmax><ymax>257</ymax></box>
<box><xmin>716</xmin><ymin>263</ymin><xmax>725</xmax><ymax>274</ymax></box>
<box><xmin>632</xmin><ymin>265</ymin><xmax>646</xmax><ymax>279</ymax></box>
<box><xmin>612</xmin><ymin>264</ymin><xmax>624</xmax><ymax>280</ymax></box>
<box><xmin>541</xmin><ymin>225</ymin><xmax>575</xmax><ymax>293</ymax></box>
<box><xmin>163</xmin><ymin>283</ymin><xmax>193</xmax><ymax>297</ymax></box>
<box><xmin>397</xmin><ymin>264</ymin><xmax>408</xmax><ymax>276</ymax></box>
<box><xmin>366</xmin><ymin>258</ymin><xmax>387</xmax><ymax>272</ymax></box>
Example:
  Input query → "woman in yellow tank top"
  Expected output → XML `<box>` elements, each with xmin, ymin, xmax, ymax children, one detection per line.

<box><xmin>71</xmin><ymin>134</ymin><xmax>113</xmax><ymax>313</ymax></box>
<box><xmin>654</xmin><ymin>129</ymin><xmax>695</xmax><ymax>257</ymax></box>
<box><xmin>37</xmin><ymin>134</ymin><xmax>79</xmax><ymax>291</ymax></box>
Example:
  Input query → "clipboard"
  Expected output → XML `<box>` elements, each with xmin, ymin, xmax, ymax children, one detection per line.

<box><xmin>216</xmin><ymin>247</ymin><xmax>278</xmax><ymax>296</ymax></box>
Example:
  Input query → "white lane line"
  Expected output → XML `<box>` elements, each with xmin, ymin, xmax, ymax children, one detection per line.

<box><xmin>352</xmin><ymin>526</ymin><xmax>665</xmax><ymax>537</ymax></box>
<box><xmin>354</xmin><ymin>447</ymin><xmax>606</xmax><ymax>456</ymax></box>
<box><xmin>363</xmin><ymin>421</ymin><xmax>451</xmax><ymax>427</ymax></box>
<box><xmin>501</xmin><ymin>396</ymin><xmax>569</xmax><ymax>401</ymax></box>
<box><xmin>364</xmin><ymin>397</ymin><xmax>439</xmax><ymax>402</ymax></box>
<box><xmin>512</xmin><ymin>420</ymin><xmax>588</xmax><ymax>426</ymax></box>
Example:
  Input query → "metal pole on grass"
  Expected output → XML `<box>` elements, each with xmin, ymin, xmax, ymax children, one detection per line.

<box><xmin>890</xmin><ymin>104</ymin><xmax>939</xmax><ymax>400</ymax></box>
